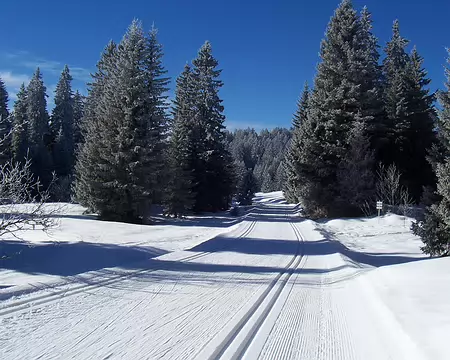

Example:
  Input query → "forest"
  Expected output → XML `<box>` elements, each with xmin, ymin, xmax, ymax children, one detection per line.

<box><xmin>0</xmin><ymin>0</ymin><xmax>449</xmax><ymax>256</ymax></box>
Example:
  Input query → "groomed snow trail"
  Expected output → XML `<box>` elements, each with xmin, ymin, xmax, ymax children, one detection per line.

<box><xmin>1</xmin><ymin>201</ymin><xmax>427</xmax><ymax>359</ymax></box>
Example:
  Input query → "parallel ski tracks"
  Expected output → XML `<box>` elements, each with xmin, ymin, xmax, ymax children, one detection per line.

<box><xmin>0</xmin><ymin>220</ymin><xmax>258</xmax><ymax>318</ymax></box>
<box><xmin>198</xmin><ymin>215</ymin><xmax>305</xmax><ymax>360</ymax></box>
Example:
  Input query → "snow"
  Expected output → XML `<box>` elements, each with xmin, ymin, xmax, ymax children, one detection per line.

<box><xmin>1</xmin><ymin>194</ymin><xmax>450</xmax><ymax>359</ymax></box>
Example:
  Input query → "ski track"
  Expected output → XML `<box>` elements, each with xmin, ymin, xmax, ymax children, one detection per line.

<box><xmin>0</xmin><ymin>201</ymin><xmax>428</xmax><ymax>360</ymax></box>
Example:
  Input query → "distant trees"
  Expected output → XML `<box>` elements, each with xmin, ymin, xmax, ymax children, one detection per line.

<box><xmin>226</xmin><ymin>127</ymin><xmax>291</xmax><ymax>195</ymax></box>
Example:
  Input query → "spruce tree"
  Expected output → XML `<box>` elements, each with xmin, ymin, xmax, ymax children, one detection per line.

<box><xmin>11</xmin><ymin>84</ymin><xmax>29</xmax><ymax>163</ymax></box>
<box><xmin>0</xmin><ymin>77</ymin><xmax>11</xmax><ymax>163</ymax></box>
<box><xmin>51</xmin><ymin>65</ymin><xmax>75</xmax><ymax>180</ymax></box>
<box><xmin>382</xmin><ymin>22</ymin><xmax>436</xmax><ymax>201</ymax></box>
<box><xmin>26</xmin><ymin>68</ymin><xmax>52</xmax><ymax>188</ymax></box>
<box><xmin>191</xmin><ymin>41</ymin><xmax>235</xmax><ymax>212</ymax></box>
<box><xmin>284</xmin><ymin>82</ymin><xmax>309</xmax><ymax>203</ymax></box>
<box><xmin>72</xmin><ymin>90</ymin><xmax>85</xmax><ymax>151</ymax></box>
<box><xmin>164</xmin><ymin>65</ymin><xmax>195</xmax><ymax>217</ymax></box>
<box><xmin>75</xmin><ymin>21</ymin><xmax>169</xmax><ymax>222</ymax></box>
<box><xmin>412</xmin><ymin>49</ymin><xmax>450</xmax><ymax>256</ymax></box>
<box><xmin>296</xmin><ymin>0</ymin><xmax>381</xmax><ymax>216</ymax></box>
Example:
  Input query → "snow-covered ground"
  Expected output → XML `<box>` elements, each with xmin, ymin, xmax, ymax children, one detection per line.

<box><xmin>1</xmin><ymin>192</ymin><xmax>449</xmax><ymax>359</ymax></box>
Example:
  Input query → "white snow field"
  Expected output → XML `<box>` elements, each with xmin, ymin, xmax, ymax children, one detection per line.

<box><xmin>1</xmin><ymin>192</ymin><xmax>449</xmax><ymax>359</ymax></box>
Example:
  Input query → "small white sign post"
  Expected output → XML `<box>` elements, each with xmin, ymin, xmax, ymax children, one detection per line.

<box><xmin>376</xmin><ymin>201</ymin><xmax>383</xmax><ymax>217</ymax></box>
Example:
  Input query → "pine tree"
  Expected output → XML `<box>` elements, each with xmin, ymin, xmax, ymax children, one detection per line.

<box><xmin>72</xmin><ymin>90</ymin><xmax>85</xmax><ymax>151</ymax></box>
<box><xmin>26</xmin><ymin>68</ymin><xmax>52</xmax><ymax>188</ymax></box>
<box><xmin>164</xmin><ymin>65</ymin><xmax>195</xmax><ymax>217</ymax></box>
<box><xmin>0</xmin><ymin>77</ymin><xmax>11</xmax><ymax>163</ymax></box>
<box><xmin>284</xmin><ymin>82</ymin><xmax>309</xmax><ymax>203</ymax></box>
<box><xmin>191</xmin><ymin>41</ymin><xmax>235</xmax><ymax>212</ymax></box>
<box><xmin>75</xmin><ymin>21</ymin><xmax>169</xmax><ymax>222</ymax></box>
<box><xmin>237</xmin><ymin>167</ymin><xmax>257</xmax><ymax>205</ymax></box>
<box><xmin>296</xmin><ymin>0</ymin><xmax>381</xmax><ymax>216</ymax></box>
<box><xmin>51</xmin><ymin>65</ymin><xmax>75</xmax><ymax>181</ymax></box>
<box><xmin>11</xmin><ymin>84</ymin><xmax>29</xmax><ymax>163</ymax></box>
<box><xmin>412</xmin><ymin>49</ymin><xmax>450</xmax><ymax>256</ymax></box>
<box><xmin>382</xmin><ymin>22</ymin><xmax>436</xmax><ymax>201</ymax></box>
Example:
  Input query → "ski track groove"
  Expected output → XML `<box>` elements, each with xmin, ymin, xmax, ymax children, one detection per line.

<box><xmin>196</xmin><ymin>216</ymin><xmax>304</xmax><ymax>360</ymax></box>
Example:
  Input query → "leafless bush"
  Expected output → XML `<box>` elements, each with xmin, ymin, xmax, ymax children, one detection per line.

<box><xmin>376</xmin><ymin>163</ymin><xmax>402</xmax><ymax>206</ymax></box>
<box><xmin>0</xmin><ymin>157</ymin><xmax>60</xmax><ymax>238</ymax></box>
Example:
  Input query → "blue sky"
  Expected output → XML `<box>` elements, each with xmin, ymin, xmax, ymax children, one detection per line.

<box><xmin>1</xmin><ymin>0</ymin><xmax>449</xmax><ymax>130</ymax></box>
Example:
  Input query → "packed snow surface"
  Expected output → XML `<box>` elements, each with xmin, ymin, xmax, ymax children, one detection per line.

<box><xmin>1</xmin><ymin>192</ymin><xmax>449</xmax><ymax>359</ymax></box>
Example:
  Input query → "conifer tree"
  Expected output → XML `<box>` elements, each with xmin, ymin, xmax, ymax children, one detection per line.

<box><xmin>191</xmin><ymin>41</ymin><xmax>235</xmax><ymax>212</ymax></box>
<box><xmin>51</xmin><ymin>65</ymin><xmax>74</xmax><ymax>180</ymax></box>
<box><xmin>284</xmin><ymin>82</ymin><xmax>309</xmax><ymax>203</ymax></box>
<box><xmin>26</xmin><ymin>68</ymin><xmax>52</xmax><ymax>188</ymax></box>
<box><xmin>412</xmin><ymin>49</ymin><xmax>450</xmax><ymax>256</ymax></box>
<box><xmin>295</xmin><ymin>0</ymin><xmax>381</xmax><ymax>216</ymax></box>
<box><xmin>164</xmin><ymin>65</ymin><xmax>195</xmax><ymax>217</ymax></box>
<box><xmin>11</xmin><ymin>84</ymin><xmax>29</xmax><ymax>163</ymax></box>
<box><xmin>75</xmin><ymin>21</ymin><xmax>169</xmax><ymax>222</ymax></box>
<box><xmin>72</xmin><ymin>90</ymin><xmax>85</xmax><ymax>150</ymax></box>
<box><xmin>0</xmin><ymin>77</ymin><xmax>11</xmax><ymax>163</ymax></box>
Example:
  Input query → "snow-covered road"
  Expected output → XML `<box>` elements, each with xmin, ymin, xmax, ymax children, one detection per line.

<box><xmin>0</xmin><ymin>199</ymin><xmax>441</xmax><ymax>359</ymax></box>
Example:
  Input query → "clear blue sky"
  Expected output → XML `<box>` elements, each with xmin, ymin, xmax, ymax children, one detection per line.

<box><xmin>1</xmin><ymin>0</ymin><xmax>449</xmax><ymax>130</ymax></box>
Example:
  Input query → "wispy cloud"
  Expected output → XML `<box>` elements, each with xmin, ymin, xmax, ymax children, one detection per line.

<box><xmin>0</xmin><ymin>71</ymin><xmax>30</xmax><ymax>100</ymax></box>
<box><xmin>3</xmin><ymin>51</ymin><xmax>92</xmax><ymax>82</ymax></box>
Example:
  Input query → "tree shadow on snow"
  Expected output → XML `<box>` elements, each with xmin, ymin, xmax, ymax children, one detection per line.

<box><xmin>0</xmin><ymin>240</ymin><xmax>167</xmax><ymax>276</ymax></box>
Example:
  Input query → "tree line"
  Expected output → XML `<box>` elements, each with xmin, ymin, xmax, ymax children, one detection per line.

<box><xmin>284</xmin><ymin>0</ymin><xmax>450</xmax><ymax>256</ymax></box>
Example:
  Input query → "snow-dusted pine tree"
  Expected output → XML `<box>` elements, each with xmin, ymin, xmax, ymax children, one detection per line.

<box><xmin>382</xmin><ymin>22</ymin><xmax>436</xmax><ymax>201</ymax></box>
<box><xmin>75</xmin><ymin>21</ymin><xmax>169</xmax><ymax>222</ymax></box>
<box><xmin>164</xmin><ymin>65</ymin><xmax>195</xmax><ymax>217</ymax></box>
<box><xmin>72</xmin><ymin>90</ymin><xmax>85</xmax><ymax>151</ymax></box>
<box><xmin>296</xmin><ymin>0</ymin><xmax>382</xmax><ymax>216</ymax></box>
<box><xmin>11</xmin><ymin>84</ymin><xmax>29</xmax><ymax>163</ymax></box>
<box><xmin>0</xmin><ymin>77</ymin><xmax>11</xmax><ymax>163</ymax></box>
<box><xmin>191</xmin><ymin>41</ymin><xmax>235</xmax><ymax>212</ymax></box>
<box><xmin>26</xmin><ymin>68</ymin><xmax>52</xmax><ymax>189</ymax></box>
<box><xmin>412</xmin><ymin>49</ymin><xmax>450</xmax><ymax>256</ymax></box>
<box><xmin>51</xmin><ymin>65</ymin><xmax>75</xmax><ymax>182</ymax></box>
<box><xmin>284</xmin><ymin>82</ymin><xmax>309</xmax><ymax>203</ymax></box>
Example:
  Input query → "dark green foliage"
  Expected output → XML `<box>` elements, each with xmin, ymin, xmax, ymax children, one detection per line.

<box><xmin>11</xmin><ymin>84</ymin><xmax>29</xmax><ymax>163</ymax></box>
<box><xmin>26</xmin><ymin>68</ymin><xmax>53</xmax><ymax>189</ymax></box>
<box><xmin>412</xmin><ymin>50</ymin><xmax>450</xmax><ymax>256</ymax></box>
<box><xmin>0</xmin><ymin>77</ymin><xmax>11</xmax><ymax>163</ymax></box>
<box><xmin>227</xmin><ymin>128</ymin><xmax>291</xmax><ymax>194</ymax></box>
<box><xmin>72</xmin><ymin>90</ymin><xmax>85</xmax><ymax>151</ymax></box>
<box><xmin>51</xmin><ymin>65</ymin><xmax>75</xmax><ymax>200</ymax></box>
<box><xmin>164</xmin><ymin>65</ymin><xmax>195</xmax><ymax>217</ymax></box>
<box><xmin>284</xmin><ymin>82</ymin><xmax>309</xmax><ymax>203</ymax></box>
<box><xmin>237</xmin><ymin>167</ymin><xmax>257</xmax><ymax>205</ymax></box>
<box><xmin>293</xmin><ymin>0</ymin><xmax>382</xmax><ymax>216</ymax></box>
<box><xmin>75</xmin><ymin>21</ymin><xmax>169</xmax><ymax>222</ymax></box>
<box><xmin>381</xmin><ymin>22</ymin><xmax>436</xmax><ymax>201</ymax></box>
<box><xmin>190</xmin><ymin>41</ymin><xmax>234</xmax><ymax>212</ymax></box>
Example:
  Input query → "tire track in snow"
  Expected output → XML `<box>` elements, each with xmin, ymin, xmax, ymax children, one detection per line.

<box><xmin>195</xmin><ymin>217</ymin><xmax>304</xmax><ymax>360</ymax></box>
<box><xmin>0</xmin><ymin>220</ymin><xmax>257</xmax><ymax>318</ymax></box>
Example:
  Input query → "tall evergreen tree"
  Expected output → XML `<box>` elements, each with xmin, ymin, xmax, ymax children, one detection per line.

<box><xmin>0</xmin><ymin>77</ymin><xmax>11</xmax><ymax>163</ymax></box>
<box><xmin>11</xmin><ymin>84</ymin><xmax>29</xmax><ymax>163</ymax></box>
<box><xmin>382</xmin><ymin>22</ymin><xmax>436</xmax><ymax>201</ymax></box>
<box><xmin>51</xmin><ymin>65</ymin><xmax>75</xmax><ymax>179</ymax></box>
<box><xmin>284</xmin><ymin>82</ymin><xmax>309</xmax><ymax>203</ymax></box>
<box><xmin>75</xmin><ymin>21</ymin><xmax>169</xmax><ymax>222</ymax></box>
<box><xmin>412</xmin><ymin>49</ymin><xmax>450</xmax><ymax>256</ymax></box>
<box><xmin>191</xmin><ymin>41</ymin><xmax>235</xmax><ymax>212</ymax></box>
<box><xmin>26</xmin><ymin>68</ymin><xmax>52</xmax><ymax>188</ymax></box>
<box><xmin>295</xmin><ymin>0</ymin><xmax>381</xmax><ymax>216</ymax></box>
<box><xmin>72</xmin><ymin>90</ymin><xmax>85</xmax><ymax>150</ymax></box>
<box><xmin>164</xmin><ymin>65</ymin><xmax>195</xmax><ymax>217</ymax></box>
